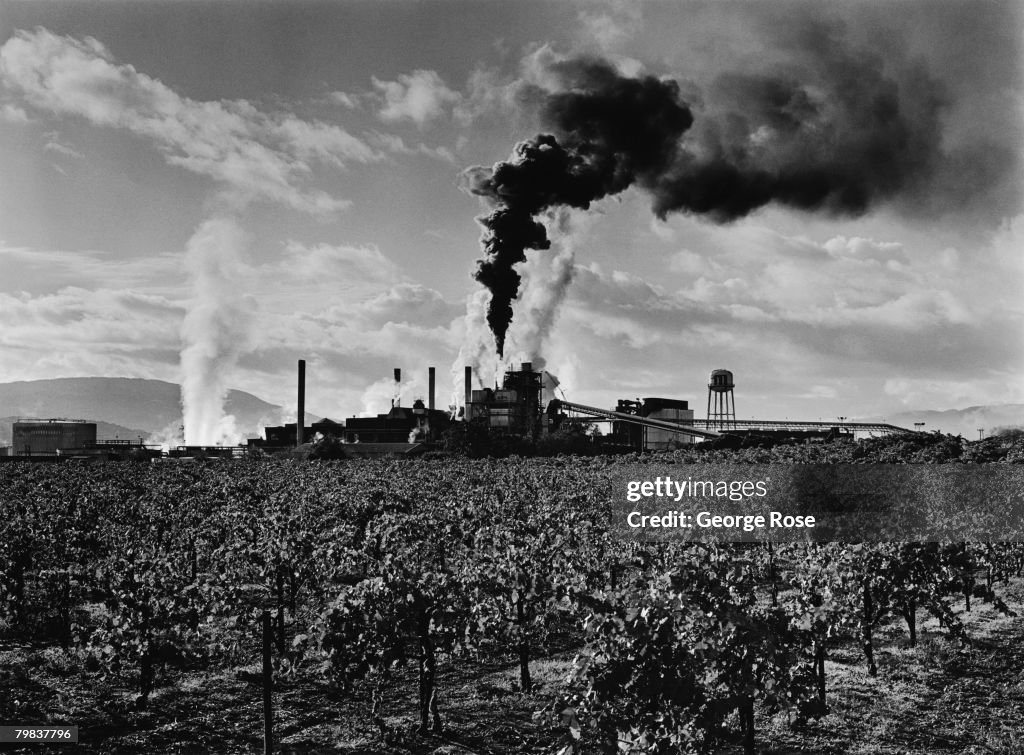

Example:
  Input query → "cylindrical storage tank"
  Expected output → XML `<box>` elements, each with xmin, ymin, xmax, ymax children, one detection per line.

<box><xmin>706</xmin><ymin>368</ymin><xmax>736</xmax><ymax>431</ymax></box>
<box><xmin>708</xmin><ymin>369</ymin><xmax>734</xmax><ymax>392</ymax></box>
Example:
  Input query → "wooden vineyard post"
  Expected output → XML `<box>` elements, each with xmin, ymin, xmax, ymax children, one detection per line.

<box><xmin>263</xmin><ymin>609</ymin><xmax>274</xmax><ymax>755</ymax></box>
<box><xmin>861</xmin><ymin>576</ymin><xmax>877</xmax><ymax>677</ymax></box>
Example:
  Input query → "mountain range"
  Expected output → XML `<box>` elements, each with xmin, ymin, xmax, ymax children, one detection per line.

<box><xmin>0</xmin><ymin>377</ymin><xmax>319</xmax><ymax>444</ymax></box>
<box><xmin>858</xmin><ymin>405</ymin><xmax>1024</xmax><ymax>439</ymax></box>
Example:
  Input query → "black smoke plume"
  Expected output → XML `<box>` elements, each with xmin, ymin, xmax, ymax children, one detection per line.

<box><xmin>465</xmin><ymin>28</ymin><xmax>951</xmax><ymax>356</ymax></box>
<box><xmin>466</xmin><ymin>60</ymin><xmax>694</xmax><ymax>355</ymax></box>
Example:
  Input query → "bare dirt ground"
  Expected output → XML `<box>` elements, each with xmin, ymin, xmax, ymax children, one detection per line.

<box><xmin>2</xmin><ymin>579</ymin><xmax>1023</xmax><ymax>754</ymax></box>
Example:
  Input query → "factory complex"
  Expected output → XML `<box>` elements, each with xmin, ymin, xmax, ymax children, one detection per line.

<box><xmin>1</xmin><ymin>360</ymin><xmax>915</xmax><ymax>461</ymax></box>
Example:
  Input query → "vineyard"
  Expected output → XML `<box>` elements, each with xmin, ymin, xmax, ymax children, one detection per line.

<box><xmin>2</xmin><ymin>431</ymin><xmax>1024</xmax><ymax>754</ymax></box>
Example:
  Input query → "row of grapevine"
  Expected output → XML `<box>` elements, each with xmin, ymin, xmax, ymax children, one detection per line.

<box><xmin>1</xmin><ymin>446</ymin><xmax>1022</xmax><ymax>752</ymax></box>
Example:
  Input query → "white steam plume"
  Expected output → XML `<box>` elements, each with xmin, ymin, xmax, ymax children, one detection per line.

<box><xmin>179</xmin><ymin>216</ymin><xmax>255</xmax><ymax>445</ymax></box>
<box><xmin>502</xmin><ymin>208</ymin><xmax>578</xmax><ymax>365</ymax></box>
<box><xmin>359</xmin><ymin>372</ymin><xmax>430</xmax><ymax>417</ymax></box>
<box><xmin>145</xmin><ymin>420</ymin><xmax>184</xmax><ymax>453</ymax></box>
<box><xmin>451</xmin><ymin>287</ymin><xmax>500</xmax><ymax>410</ymax></box>
<box><xmin>451</xmin><ymin>208</ymin><xmax>581</xmax><ymax>410</ymax></box>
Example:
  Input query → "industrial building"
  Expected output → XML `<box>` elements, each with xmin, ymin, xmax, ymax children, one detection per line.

<box><xmin>4</xmin><ymin>363</ymin><xmax>912</xmax><ymax>463</ymax></box>
<box><xmin>11</xmin><ymin>419</ymin><xmax>97</xmax><ymax>456</ymax></box>
<box><xmin>466</xmin><ymin>362</ymin><xmax>547</xmax><ymax>439</ymax></box>
<box><xmin>235</xmin><ymin>359</ymin><xmax>911</xmax><ymax>459</ymax></box>
<box><xmin>343</xmin><ymin>400</ymin><xmax>451</xmax><ymax>445</ymax></box>
<box><xmin>0</xmin><ymin>360</ymin><xmax>914</xmax><ymax>464</ymax></box>
<box><xmin>608</xmin><ymin>398</ymin><xmax>696</xmax><ymax>450</ymax></box>
<box><xmin>464</xmin><ymin>363</ymin><xmax>705</xmax><ymax>450</ymax></box>
<box><xmin>250</xmin><ymin>418</ymin><xmax>345</xmax><ymax>448</ymax></box>
<box><xmin>245</xmin><ymin>364</ymin><xmax>453</xmax><ymax>457</ymax></box>
<box><xmin>57</xmin><ymin>439</ymin><xmax>162</xmax><ymax>461</ymax></box>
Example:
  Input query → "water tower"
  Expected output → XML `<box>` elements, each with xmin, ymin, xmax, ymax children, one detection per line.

<box><xmin>707</xmin><ymin>368</ymin><xmax>736</xmax><ymax>430</ymax></box>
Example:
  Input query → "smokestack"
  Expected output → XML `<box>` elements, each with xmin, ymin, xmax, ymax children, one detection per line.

<box><xmin>428</xmin><ymin>367</ymin><xmax>436</xmax><ymax>412</ymax></box>
<box><xmin>464</xmin><ymin>365</ymin><xmax>473</xmax><ymax>421</ymax></box>
<box><xmin>297</xmin><ymin>359</ymin><xmax>305</xmax><ymax>446</ymax></box>
<box><xmin>394</xmin><ymin>367</ymin><xmax>401</xmax><ymax>408</ymax></box>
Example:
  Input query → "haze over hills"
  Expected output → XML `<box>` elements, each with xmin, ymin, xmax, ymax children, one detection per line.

<box><xmin>0</xmin><ymin>378</ymin><xmax>320</xmax><ymax>443</ymax></box>
<box><xmin>858</xmin><ymin>405</ymin><xmax>1024</xmax><ymax>438</ymax></box>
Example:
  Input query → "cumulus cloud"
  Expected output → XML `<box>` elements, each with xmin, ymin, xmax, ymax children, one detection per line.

<box><xmin>328</xmin><ymin>91</ymin><xmax>359</xmax><ymax>110</ymax></box>
<box><xmin>242</xmin><ymin>242</ymin><xmax>462</xmax><ymax>390</ymax></box>
<box><xmin>277</xmin><ymin>240</ymin><xmax>403</xmax><ymax>289</ymax></box>
<box><xmin>42</xmin><ymin>132</ymin><xmax>83</xmax><ymax>159</ymax></box>
<box><xmin>367</xmin><ymin>131</ymin><xmax>456</xmax><ymax>162</ymax></box>
<box><xmin>532</xmin><ymin>215</ymin><xmax>1024</xmax><ymax>415</ymax></box>
<box><xmin>452</xmin><ymin>67</ymin><xmax>516</xmax><ymax>126</ymax></box>
<box><xmin>562</xmin><ymin>263</ymin><xmax>721</xmax><ymax>347</ymax></box>
<box><xmin>259</xmin><ymin>242</ymin><xmax>455</xmax><ymax>326</ymax></box>
<box><xmin>576</xmin><ymin>0</ymin><xmax>643</xmax><ymax>51</ymax></box>
<box><xmin>0</xmin><ymin>286</ymin><xmax>183</xmax><ymax>381</ymax></box>
<box><xmin>0</xmin><ymin>244</ymin><xmax>184</xmax><ymax>294</ymax></box>
<box><xmin>372</xmin><ymin>69</ymin><xmax>461</xmax><ymax>126</ymax></box>
<box><xmin>1</xmin><ymin>102</ymin><xmax>31</xmax><ymax>122</ymax></box>
<box><xmin>883</xmin><ymin>376</ymin><xmax>1024</xmax><ymax>410</ymax></box>
<box><xmin>358</xmin><ymin>283</ymin><xmax>460</xmax><ymax>327</ymax></box>
<box><xmin>823</xmin><ymin>236</ymin><xmax>906</xmax><ymax>264</ymax></box>
<box><xmin>664</xmin><ymin>230</ymin><xmax>978</xmax><ymax>336</ymax></box>
<box><xmin>240</xmin><ymin>303</ymin><xmax>459</xmax><ymax>419</ymax></box>
<box><xmin>0</xmin><ymin>28</ymin><xmax>382</xmax><ymax>215</ymax></box>
<box><xmin>649</xmin><ymin>217</ymin><xmax>676</xmax><ymax>243</ymax></box>
<box><xmin>0</xmin><ymin>241</ymin><xmax>190</xmax><ymax>398</ymax></box>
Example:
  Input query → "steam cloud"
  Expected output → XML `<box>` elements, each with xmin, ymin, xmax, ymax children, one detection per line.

<box><xmin>452</xmin><ymin>208</ymin><xmax>577</xmax><ymax>403</ymax></box>
<box><xmin>180</xmin><ymin>217</ymin><xmax>254</xmax><ymax>445</ymax></box>
<box><xmin>464</xmin><ymin>26</ymin><xmax>952</xmax><ymax>356</ymax></box>
<box><xmin>502</xmin><ymin>208</ymin><xmax>577</xmax><ymax>363</ymax></box>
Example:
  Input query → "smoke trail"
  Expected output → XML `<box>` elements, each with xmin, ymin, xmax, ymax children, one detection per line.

<box><xmin>179</xmin><ymin>216</ymin><xmax>254</xmax><ymax>445</ymax></box>
<box><xmin>450</xmin><ymin>209</ymin><xmax>577</xmax><ymax>414</ymax></box>
<box><xmin>451</xmin><ymin>287</ymin><xmax>498</xmax><ymax>411</ymax></box>
<box><xmin>465</xmin><ymin>59</ymin><xmax>693</xmax><ymax>355</ymax></box>
<box><xmin>464</xmin><ymin>24</ymin><xmax>951</xmax><ymax>355</ymax></box>
<box><xmin>359</xmin><ymin>372</ymin><xmax>429</xmax><ymax>417</ymax></box>
<box><xmin>502</xmin><ymin>207</ymin><xmax>578</xmax><ymax>364</ymax></box>
<box><xmin>145</xmin><ymin>420</ymin><xmax>184</xmax><ymax>453</ymax></box>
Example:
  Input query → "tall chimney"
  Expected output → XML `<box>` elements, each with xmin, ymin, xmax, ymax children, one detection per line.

<box><xmin>428</xmin><ymin>367</ymin><xmax>435</xmax><ymax>412</ymax></box>
<box><xmin>297</xmin><ymin>359</ymin><xmax>305</xmax><ymax>446</ymax></box>
<box><xmin>394</xmin><ymin>367</ymin><xmax>401</xmax><ymax>407</ymax></box>
<box><xmin>464</xmin><ymin>365</ymin><xmax>473</xmax><ymax>421</ymax></box>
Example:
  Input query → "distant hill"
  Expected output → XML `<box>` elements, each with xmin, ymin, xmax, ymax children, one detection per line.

<box><xmin>858</xmin><ymin>404</ymin><xmax>1024</xmax><ymax>438</ymax></box>
<box><xmin>0</xmin><ymin>377</ymin><xmax>320</xmax><ymax>442</ymax></box>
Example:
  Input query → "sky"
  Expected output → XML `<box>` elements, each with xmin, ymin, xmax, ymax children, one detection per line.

<box><xmin>0</xmin><ymin>0</ymin><xmax>1022</xmax><ymax>441</ymax></box>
